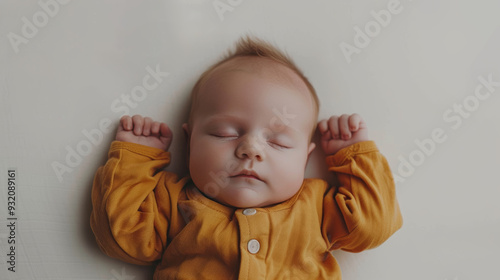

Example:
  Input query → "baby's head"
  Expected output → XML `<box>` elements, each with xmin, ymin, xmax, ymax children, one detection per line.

<box><xmin>183</xmin><ymin>36</ymin><xmax>319</xmax><ymax>208</ymax></box>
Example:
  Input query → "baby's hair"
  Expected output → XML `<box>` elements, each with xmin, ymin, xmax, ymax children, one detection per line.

<box><xmin>188</xmin><ymin>35</ymin><xmax>319</xmax><ymax>138</ymax></box>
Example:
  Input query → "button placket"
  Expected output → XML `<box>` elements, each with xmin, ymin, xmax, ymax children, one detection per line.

<box><xmin>242</xmin><ymin>209</ymin><xmax>259</xmax><ymax>254</ymax></box>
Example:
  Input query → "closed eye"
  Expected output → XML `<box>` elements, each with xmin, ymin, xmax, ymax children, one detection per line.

<box><xmin>268</xmin><ymin>141</ymin><xmax>291</xmax><ymax>149</ymax></box>
<box><xmin>210</xmin><ymin>134</ymin><xmax>238</xmax><ymax>138</ymax></box>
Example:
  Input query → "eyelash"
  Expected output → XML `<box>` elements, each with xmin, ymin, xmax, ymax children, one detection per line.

<box><xmin>212</xmin><ymin>135</ymin><xmax>290</xmax><ymax>149</ymax></box>
<box><xmin>211</xmin><ymin>134</ymin><xmax>238</xmax><ymax>139</ymax></box>
<box><xmin>269</xmin><ymin>142</ymin><xmax>290</xmax><ymax>149</ymax></box>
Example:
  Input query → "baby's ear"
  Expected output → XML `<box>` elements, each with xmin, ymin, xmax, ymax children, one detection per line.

<box><xmin>307</xmin><ymin>142</ymin><xmax>316</xmax><ymax>157</ymax></box>
<box><xmin>182</xmin><ymin>123</ymin><xmax>191</xmax><ymax>165</ymax></box>
<box><xmin>182</xmin><ymin>123</ymin><xmax>190</xmax><ymax>141</ymax></box>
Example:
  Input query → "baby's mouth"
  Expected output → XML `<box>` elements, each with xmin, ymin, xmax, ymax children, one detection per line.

<box><xmin>230</xmin><ymin>169</ymin><xmax>263</xmax><ymax>181</ymax></box>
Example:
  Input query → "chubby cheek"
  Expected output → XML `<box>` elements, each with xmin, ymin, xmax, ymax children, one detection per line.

<box><xmin>268</xmin><ymin>150</ymin><xmax>308</xmax><ymax>198</ymax></box>
<box><xmin>189</xmin><ymin>138</ymin><xmax>234</xmax><ymax>188</ymax></box>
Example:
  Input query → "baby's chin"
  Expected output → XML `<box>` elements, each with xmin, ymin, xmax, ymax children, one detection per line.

<box><xmin>201</xmin><ymin>188</ymin><xmax>291</xmax><ymax>209</ymax></box>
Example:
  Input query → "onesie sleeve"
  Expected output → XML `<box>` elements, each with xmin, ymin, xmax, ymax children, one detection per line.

<box><xmin>90</xmin><ymin>141</ymin><xmax>187</xmax><ymax>265</ymax></box>
<box><xmin>321</xmin><ymin>141</ymin><xmax>403</xmax><ymax>252</ymax></box>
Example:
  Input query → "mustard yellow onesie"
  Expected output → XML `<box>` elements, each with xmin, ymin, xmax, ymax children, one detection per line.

<box><xmin>90</xmin><ymin>140</ymin><xmax>402</xmax><ymax>280</ymax></box>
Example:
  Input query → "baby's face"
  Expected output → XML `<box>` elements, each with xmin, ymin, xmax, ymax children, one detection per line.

<box><xmin>186</xmin><ymin>57</ymin><xmax>316</xmax><ymax>208</ymax></box>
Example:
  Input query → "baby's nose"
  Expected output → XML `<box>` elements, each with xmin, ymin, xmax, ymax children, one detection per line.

<box><xmin>236</xmin><ymin>136</ymin><xmax>265</xmax><ymax>161</ymax></box>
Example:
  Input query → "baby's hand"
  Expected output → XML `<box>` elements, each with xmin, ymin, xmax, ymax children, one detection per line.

<box><xmin>318</xmin><ymin>114</ymin><xmax>369</xmax><ymax>155</ymax></box>
<box><xmin>115</xmin><ymin>115</ymin><xmax>173</xmax><ymax>151</ymax></box>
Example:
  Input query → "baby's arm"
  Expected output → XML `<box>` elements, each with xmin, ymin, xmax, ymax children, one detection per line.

<box><xmin>318</xmin><ymin>114</ymin><xmax>402</xmax><ymax>252</ymax></box>
<box><xmin>90</xmin><ymin>115</ymin><xmax>184</xmax><ymax>265</ymax></box>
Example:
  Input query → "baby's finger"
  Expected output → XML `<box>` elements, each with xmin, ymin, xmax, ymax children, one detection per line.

<box><xmin>338</xmin><ymin>114</ymin><xmax>351</xmax><ymax>140</ymax></box>
<box><xmin>348</xmin><ymin>114</ymin><xmax>362</xmax><ymax>131</ymax></box>
<box><xmin>317</xmin><ymin>120</ymin><xmax>328</xmax><ymax>135</ymax></box>
<box><xmin>327</xmin><ymin>116</ymin><xmax>340</xmax><ymax>139</ymax></box>
<box><xmin>150</xmin><ymin>121</ymin><xmax>161</xmax><ymax>136</ymax></box>
<box><xmin>321</xmin><ymin>130</ymin><xmax>332</xmax><ymax>143</ymax></box>
<box><xmin>159</xmin><ymin>123</ymin><xmax>173</xmax><ymax>139</ymax></box>
<box><xmin>120</xmin><ymin>115</ymin><xmax>132</xmax><ymax>130</ymax></box>
<box><xmin>143</xmin><ymin>117</ymin><xmax>153</xmax><ymax>136</ymax></box>
<box><xmin>132</xmin><ymin>115</ymin><xmax>144</xmax><ymax>135</ymax></box>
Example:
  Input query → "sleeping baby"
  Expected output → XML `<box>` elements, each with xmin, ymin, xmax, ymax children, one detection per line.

<box><xmin>90</xmin><ymin>36</ymin><xmax>402</xmax><ymax>279</ymax></box>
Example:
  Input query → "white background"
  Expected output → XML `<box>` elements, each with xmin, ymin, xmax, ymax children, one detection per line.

<box><xmin>1</xmin><ymin>0</ymin><xmax>499</xmax><ymax>279</ymax></box>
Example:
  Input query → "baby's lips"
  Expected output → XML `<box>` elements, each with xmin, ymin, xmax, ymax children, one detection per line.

<box><xmin>230</xmin><ymin>169</ymin><xmax>263</xmax><ymax>181</ymax></box>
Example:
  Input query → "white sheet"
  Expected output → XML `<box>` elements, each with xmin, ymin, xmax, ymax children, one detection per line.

<box><xmin>1</xmin><ymin>1</ymin><xmax>499</xmax><ymax>279</ymax></box>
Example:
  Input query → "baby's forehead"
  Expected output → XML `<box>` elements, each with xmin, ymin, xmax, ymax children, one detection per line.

<box><xmin>201</xmin><ymin>57</ymin><xmax>313</xmax><ymax>110</ymax></box>
<box><xmin>210</xmin><ymin>56</ymin><xmax>305</xmax><ymax>87</ymax></box>
<box><xmin>191</xmin><ymin>56</ymin><xmax>318</xmax><ymax>136</ymax></box>
<box><xmin>203</xmin><ymin>58</ymin><xmax>314</xmax><ymax>116</ymax></box>
<box><xmin>203</xmin><ymin>57</ymin><xmax>312</xmax><ymax>108</ymax></box>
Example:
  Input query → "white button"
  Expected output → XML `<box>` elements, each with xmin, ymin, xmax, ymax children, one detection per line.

<box><xmin>247</xmin><ymin>239</ymin><xmax>260</xmax><ymax>254</ymax></box>
<box><xmin>243</xmin><ymin>208</ymin><xmax>257</xmax><ymax>216</ymax></box>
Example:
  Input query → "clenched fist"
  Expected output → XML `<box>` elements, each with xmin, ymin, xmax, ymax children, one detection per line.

<box><xmin>318</xmin><ymin>113</ymin><xmax>369</xmax><ymax>155</ymax></box>
<box><xmin>115</xmin><ymin>115</ymin><xmax>173</xmax><ymax>151</ymax></box>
